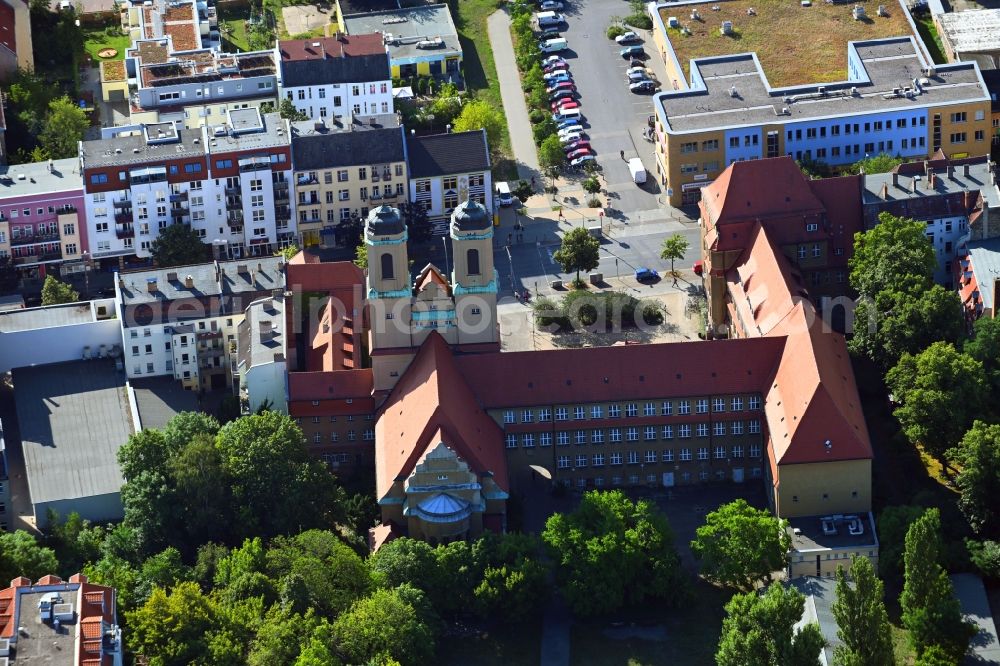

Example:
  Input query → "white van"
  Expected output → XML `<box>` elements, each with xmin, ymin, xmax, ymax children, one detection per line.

<box><xmin>496</xmin><ymin>181</ymin><xmax>514</xmax><ymax>206</ymax></box>
<box><xmin>539</xmin><ymin>37</ymin><xmax>568</xmax><ymax>53</ymax></box>
<box><xmin>535</xmin><ymin>11</ymin><xmax>565</xmax><ymax>27</ymax></box>
<box><xmin>552</xmin><ymin>108</ymin><xmax>582</xmax><ymax>123</ymax></box>
<box><xmin>628</xmin><ymin>158</ymin><xmax>647</xmax><ymax>184</ymax></box>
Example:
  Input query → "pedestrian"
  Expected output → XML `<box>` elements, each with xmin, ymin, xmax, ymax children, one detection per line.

<box><xmin>507</xmin><ymin>232</ymin><xmax>512</xmax><ymax>245</ymax></box>
<box><xmin>620</xmin><ymin>149</ymin><xmax>625</xmax><ymax>161</ymax></box>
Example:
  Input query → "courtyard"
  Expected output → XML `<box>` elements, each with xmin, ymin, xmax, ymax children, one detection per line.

<box><xmin>661</xmin><ymin>0</ymin><xmax>916</xmax><ymax>86</ymax></box>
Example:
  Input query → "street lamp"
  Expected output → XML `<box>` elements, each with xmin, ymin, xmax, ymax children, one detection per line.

<box><xmin>441</xmin><ymin>235</ymin><xmax>450</xmax><ymax>276</ymax></box>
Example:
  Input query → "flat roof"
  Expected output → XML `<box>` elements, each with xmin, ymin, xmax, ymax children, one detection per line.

<box><xmin>343</xmin><ymin>4</ymin><xmax>461</xmax><ymax>61</ymax></box>
<box><xmin>659</xmin><ymin>0</ymin><xmax>916</xmax><ymax>88</ymax></box>
<box><xmin>788</xmin><ymin>512</ymin><xmax>878</xmax><ymax>553</ymax></box>
<box><xmin>967</xmin><ymin>237</ymin><xmax>1000</xmax><ymax>312</ymax></box>
<box><xmin>937</xmin><ymin>9</ymin><xmax>1000</xmax><ymax>55</ymax></box>
<box><xmin>130</xmin><ymin>376</ymin><xmax>199</xmax><ymax>430</ymax></box>
<box><xmin>208</xmin><ymin>111</ymin><xmax>289</xmax><ymax>153</ymax></box>
<box><xmin>239</xmin><ymin>295</ymin><xmax>286</xmax><ymax>369</ymax></box>
<box><xmin>138</xmin><ymin>50</ymin><xmax>275</xmax><ymax>88</ymax></box>
<box><xmin>657</xmin><ymin>38</ymin><xmax>989</xmax><ymax>133</ymax></box>
<box><xmin>12</xmin><ymin>360</ymin><xmax>132</xmax><ymax>506</ymax></box>
<box><xmin>0</xmin><ymin>158</ymin><xmax>82</xmax><ymax>198</ymax></box>
<box><xmin>118</xmin><ymin>256</ymin><xmax>284</xmax><ymax>306</ymax></box>
<box><xmin>0</xmin><ymin>302</ymin><xmax>96</xmax><ymax>333</ymax></box>
<box><xmin>862</xmin><ymin>160</ymin><xmax>1000</xmax><ymax>209</ymax></box>
<box><xmin>10</xmin><ymin>588</ymin><xmax>79</xmax><ymax>665</ymax></box>
<box><xmin>290</xmin><ymin>114</ymin><xmax>404</xmax><ymax>170</ymax></box>
<box><xmin>81</xmin><ymin>124</ymin><xmax>204</xmax><ymax>169</ymax></box>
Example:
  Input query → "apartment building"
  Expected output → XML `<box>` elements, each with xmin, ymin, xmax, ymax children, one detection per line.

<box><xmin>0</xmin><ymin>0</ymin><xmax>32</xmax><ymax>78</ymax></box>
<box><xmin>235</xmin><ymin>293</ymin><xmax>287</xmax><ymax>413</ymax></box>
<box><xmin>290</xmin><ymin>114</ymin><xmax>407</xmax><ymax>248</ymax></box>
<box><xmin>203</xmin><ymin>108</ymin><xmax>295</xmax><ymax>257</ymax></box>
<box><xmin>0</xmin><ymin>573</ymin><xmax>123</xmax><ymax>666</ymax></box>
<box><xmin>959</xmin><ymin>237</ymin><xmax>1000</xmax><ymax>319</ymax></box>
<box><xmin>126</xmin><ymin>48</ymin><xmax>279</xmax><ymax>129</ymax></box>
<box><xmin>114</xmin><ymin>257</ymin><xmax>284</xmax><ymax>389</ymax></box>
<box><xmin>342</xmin><ymin>4</ymin><xmax>462</xmax><ymax>79</ymax></box>
<box><xmin>653</xmin><ymin>37</ymin><xmax>991</xmax><ymax>206</ymax></box>
<box><xmin>0</xmin><ymin>159</ymin><xmax>87</xmax><ymax>281</ymax></box>
<box><xmin>120</xmin><ymin>0</ymin><xmax>217</xmax><ymax>53</ymax></box>
<box><xmin>277</xmin><ymin>33</ymin><xmax>393</xmax><ymax>121</ymax></box>
<box><xmin>407</xmin><ymin>130</ymin><xmax>493</xmax><ymax>227</ymax></box>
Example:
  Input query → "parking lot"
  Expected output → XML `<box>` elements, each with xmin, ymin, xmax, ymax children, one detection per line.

<box><xmin>549</xmin><ymin>0</ymin><xmax>671</xmax><ymax>216</ymax></box>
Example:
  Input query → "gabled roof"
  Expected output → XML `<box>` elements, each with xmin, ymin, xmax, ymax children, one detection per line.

<box><xmin>375</xmin><ymin>332</ymin><xmax>507</xmax><ymax>499</ymax></box>
<box><xmin>701</xmin><ymin>157</ymin><xmax>825</xmax><ymax>227</ymax></box>
<box><xmin>415</xmin><ymin>263</ymin><xmax>450</xmax><ymax>294</ymax></box>
<box><xmin>279</xmin><ymin>34</ymin><xmax>389</xmax><ymax>87</ymax></box>
<box><xmin>291</xmin><ymin>117</ymin><xmax>404</xmax><ymax>170</ymax></box>
<box><xmin>406</xmin><ymin>130</ymin><xmax>491</xmax><ymax>178</ymax></box>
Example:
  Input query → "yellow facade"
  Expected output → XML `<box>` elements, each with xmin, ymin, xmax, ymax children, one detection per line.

<box><xmin>788</xmin><ymin>546</ymin><xmax>879</xmax><ymax>580</ymax></box>
<box><xmin>131</xmin><ymin>97</ymin><xmax>276</xmax><ymax>130</ymax></box>
<box><xmin>931</xmin><ymin>101</ymin><xmax>992</xmax><ymax>159</ymax></box>
<box><xmin>773</xmin><ymin>459</ymin><xmax>872</xmax><ymax>519</ymax></box>
<box><xmin>99</xmin><ymin>61</ymin><xmax>129</xmax><ymax>103</ymax></box>
<box><xmin>293</xmin><ymin>161</ymin><xmax>408</xmax><ymax>248</ymax></box>
<box><xmin>58</xmin><ymin>210</ymin><xmax>82</xmax><ymax>261</ymax></box>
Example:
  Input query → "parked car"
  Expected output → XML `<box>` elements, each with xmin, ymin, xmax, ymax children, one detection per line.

<box><xmin>566</xmin><ymin>147</ymin><xmax>593</xmax><ymax>161</ymax></box>
<box><xmin>554</xmin><ymin>113</ymin><xmax>583</xmax><ymax>126</ymax></box>
<box><xmin>538</xmin><ymin>27</ymin><xmax>562</xmax><ymax>40</ymax></box>
<box><xmin>543</xmin><ymin>58</ymin><xmax>568</xmax><ymax>72</ymax></box>
<box><xmin>629</xmin><ymin>57</ymin><xmax>645</xmax><ymax>69</ymax></box>
<box><xmin>570</xmin><ymin>154</ymin><xmax>596</xmax><ymax>167</ymax></box>
<box><xmin>544</xmin><ymin>73</ymin><xmax>572</xmax><ymax>85</ymax></box>
<box><xmin>557</xmin><ymin>123</ymin><xmax>584</xmax><ymax>135</ymax></box>
<box><xmin>615</xmin><ymin>31</ymin><xmax>641</xmax><ymax>44</ymax></box>
<box><xmin>563</xmin><ymin>139</ymin><xmax>591</xmax><ymax>153</ymax></box>
<box><xmin>549</xmin><ymin>90</ymin><xmax>577</xmax><ymax>102</ymax></box>
<box><xmin>627</xmin><ymin>66</ymin><xmax>654</xmax><ymax>79</ymax></box>
<box><xmin>539</xmin><ymin>0</ymin><xmax>564</xmax><ymax>10</ymax></box>
<box><xmin>543</xmin><ymin>69</ymin><xmax>570</xmax><ymax>81</ymax></box>
<box><xmin>635</xmin><ymin>267</ymin><xmax>659</xmax><ymax>282</ymax></box>
<box><xmin>626</xmin><ymin>69</ymin><xmax>651</xmax><ymax>83</ymax></box>
<box><xmin>551</xmin><ymin>99</ymin><xmax>580</xmax><ymax>112</ymax></box>
<box><xmin>543</xmin><ymin>54</ymin><xmax>565</xmax><ymax>65</ymax></box>
<box><xmin>559</xmin><ymin>131</ymin><xmax>585</xmax><ymax>145</ymax></box>
<box><xmin>540</xmin><ymin>37</ymin><xmax>568</xmax><ymax>53</ymax></box>
<box><xmin>546</xmin><ymin>81</ymin><xmax>576</xmax><ymax>94</ymax></box>
<box><xmin>620</xmin><ymin>45</ymin><xmax>645</xmax><ymax>58</ymax></box>
<box><xmin>629</xmin><ymin>80</ymin><xmax>657</xmax><ymax>94</ymax></box>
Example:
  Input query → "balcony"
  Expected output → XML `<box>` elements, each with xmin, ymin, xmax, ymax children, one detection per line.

<box><xmin>296</xmin><ymin>175</ymin><xmax>318</xmax><ymax>186</ymax></box>
<box><xmin>225</xmin><ymin>196</ymin><xmax>242</xmax><ymax>210</ymax></box>
<box><xmin>273</xmin><ymin>180</ymin><xmax>288</xmax><ymax>191</ymax></box>
<box><xmin>13</xmin><ymin>250</ymin><xmax>61</xmax><ymax>265</ymax></box>
<box><xmin>11</xmin><ymin>231</ymin><xmax>59</xmax><ymax>246</ymax></box>
<box><xmin>113</xmin><ymin>198</ymin><xmax>132</xmax><ymax>209</ymax></box>
<box><xmin>170</xmin><ymin>206</ymin><xmax>189</xmax><ymax>217</ymax></box>
<box><xmin>169</xmin><ymin>191</ymin><xmax>189</xmax><ymax>203</ymax></box>
<box><xmin>225</xmin><ymin>186</ymin><xmax>241</xmax><ymax>196</ymax></box>
<box><xmin>299</xmin><ymin>215</ymin><xmax>322</xmax><ymax>225</ymax></box>
<box><xmin>56</xmin><ymin>205</ymin><xmax>77</xmax><ymax>215</ymax></box>
<box><xmin>115</xmin><ymin>211</ymin><xmax>133</xmax><ymax>224</ymax></box>
<box><xmin>116</xmin><ymin>224</ymin><xmax>135</xmax><ymax>239</ymax></box>
<box><xmin>274</xmin><ymin>190</ymin><xmax>289</xmax><ymax>202</ymax></box>
<box><xmin>227</xmin><ymin>210</ymin><xmax>244</xmax><ymax>225</ymax></box>
<box><xmin>274</xmin><ymin>205</ymin><xmax>291</xmax><ymax>219</ymax></box>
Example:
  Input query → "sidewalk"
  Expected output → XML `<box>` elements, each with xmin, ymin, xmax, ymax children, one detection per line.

<box><xmin>488</xmin><ymin>10</ymin><xmax>540</xmax><ymax>179</ymax></box>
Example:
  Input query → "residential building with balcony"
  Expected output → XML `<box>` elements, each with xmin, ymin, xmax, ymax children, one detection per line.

<box><xmin>204</xmin><ymin>108</ymin><xmax>296</xmax><ymax>257</ymax></box>
<box><xmin>342</xmin><ymin>4</ymin><xmax>462</xmax><ymax>80</ymax></box>
<box><xmin>407</xmin><ymin>130</ymin><xmax>492</xmax><ymax>228</ymax></box>
<box><xmin>0</xmin><ymin>158</ymin><xmax>87</xmax><ymax>280</ymax></box>
<box><xmin>0</xmin><ymin>573</ymin><xmax>123</xmax><ymax>666</ymax></box>
<box><xmin>81</xmin><ymin>121</ymin><xmax>208</xmax><ymax>269</ymax></box>
<box><xmin>114</xmin><ymin>257</ymin><xmax>284</xmax><ymax>389</ymax></box>
<box><xmin>276</xmin><ymin>33</ymin><xmax>393</xmax><ymax>121</ymax></box>
<box><xmin>959</xmin><ymin>237</ymin><xmax>1000</xmax><ymax>319</ymax></box>
<box><xmin>120</xmin><ymin>0</ymin><xmax>218</xmax><ymax>54</ymax></box>
<box><xmin>290</xmin><ymin>113</ymin><xmax>406</xmax><ymax>248</ymax></box>
<box><xmin>125</xmin><ymin>48</ymin><xmax>279</xmax><ymax>129</ymax></box>
<box><xmin>653</xmin><ymin>37</ymin><xmax>992</xmax><ymax>206</ymax></box>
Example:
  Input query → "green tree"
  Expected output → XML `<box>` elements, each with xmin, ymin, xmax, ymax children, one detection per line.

<box><xmin>44</xmin><ymin>511</ymin><xmax>105</xmax><ymax>578</ymax></box>
<box><xmin>150</xmin><ymin>222</ymin><xmax>212</xmax><ymax>267</ymax></box>
<box><xmin>333</xmin><ymin>586</ymin><xmax>436</xmax><ymax>666</ymax></box>
<box><xmin>275</xmin><ymin>244</ymin><xmax>300</xmax><ymax>261</ymax></box>
<box><xmin>660</xmin><ymin>233</ymin><xmax>690</xmax><ymax>276</ymax></box>
<box><xmin>848</xmin><ymin>153</ymin><xmax>904</xmax><ymax>175</ymax></box>
<box><xmin>538</xmin><ymin>134</ymin><xmax>566</xmax><ymax>171</ymax></box>
<box><xmin>553</xmin><ymin>226</ymin><xmax>600</xmax><ymax>286</ymax></box>
<box><xmin>690</xmin><ymin>499</ymin><xmax>790</xmax><ymax>592</ymax></box>
<box><xmin>134</xmin><ymin>547</ymin><xmax>193</xmax><ymax>605</ymax></box>
<box><xmin>886</xmin><ymin>342</ymin><xmax>987</xmax><ymax>465</ymax></box>
<box><xmin>913</xmin><ymin>645</ymin><xmax>959</xmax><ymax>666</ymax></box>
<box><xmin>964</xmin><ymin>315</ymin><xmax>1000</xmax><ymax>392</ymax></box>
<box><xmin>38</xmin><ymin>97</ymin><xmax>89</xmax><ymax>159</ymax></box>
<box><xmin>831</xmin><ymin>556</ymin><xmax>895</xmax><ymax>666</ymax></box>
<box><xmin>428</xmin><ymin>82</ymin><xmax>462</xmax><ymax>127</ymax></box>
<box><xmin>169</xmin><ymin>434</ymin><xmax>231</xmax><ymax>546</ymax></box>
<box><xmin>266</xmin><ymin>530</ymin><xmax>369</xmax><ymax>618</ymax></box>
<box><xmin>40</xmin><ymin>274</ymin><xmax>79</xmax><ymax>305</ymax></box>
<box><xmin>247</xmin><ymin>606</ymin><xmax>322</xmax><ymax>666</ymax></box>
<box><xmin>127</xmin><ymin>581</ymin><xmax>224</xmax><ymax>666</ymax></box>
<box><xmin>452</xmin><ymin>101</ymin><xmax>505</xmax><ymax>156</ymax></box>
<box><xmin>968</xmin><ymin>539</ymin><xmax>1000</xmax><ymax>580</ymax></box>
<box><xmin>354</xmin><ymin>242</ymin><xmax>368</xmax><ymax>269</ymax></box>
<box><xmin>542</xmin><ymin>490</ymin><xmax>685</xmax><ymax>616</ymax></box>
<box><xmin>901</xmin><ymin>509</ymin><xmax>975</xmax><ymax>661</ymax></box>
<box><xmin>259</xmin><ymin>98</ymin><xmax>306</xmax><ymax>120</ymax></box>
<box><xmin>0</xmin><ymin>531</ymin><xmax>59</xmax><ymax>583</ymax></box>
<box><xmin>532</xmin><ymin>117</ymin><xmax>558</xmax><ymax>145</ymax></box>
<box><xmin>716</xmin><ymin>583</ymin><xmax>825</xmax><ymax>666</ymax></box>
<box><xmin>849</xmin><ymin>212</ymin><xmax>936</xmax><ymax>299</ymax></box>
<box><xmin>876</xmin><ymin>505</ymin><xmax>926</xmax><ymax>583</ymax></box>
<box><xmin>950</xmin><ymin>421</ymin><xmax>1000</xmax><ymax>537</ymax></box>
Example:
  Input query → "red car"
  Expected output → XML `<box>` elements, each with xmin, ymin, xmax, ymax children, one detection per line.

<box><xmin>564</xmin><ymin>139</ymin><xmax>591</xmax><ymax>153</ymax></box>
<box><xmin>543</xmin><ymin>59</ymin><xmax>568</xmax><ymax>72</ymax></box>
<box><xmin>546</xmin><ymin>81</ymin><xmax>576</xmax><ymax>94</ymax></box>
<box><xmin>551</xmin><ymin>99</ymin><xmax>580</xmax><ymax>112</ymax></box>
<box><xmin>566</xmin><ymin>147</ymin><xmax>593</xmax><ymax>161</ymax></box>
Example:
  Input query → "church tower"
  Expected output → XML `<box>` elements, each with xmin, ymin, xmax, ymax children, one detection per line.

<box><xmin>366</xmin><ymin>205</ymin><xmax>414</xmax><ymax>390</ymax></box>
<box><xmin>449</xmin><ymin>200</ymin><xmax>498</xmax><ymax>347</ymax></box>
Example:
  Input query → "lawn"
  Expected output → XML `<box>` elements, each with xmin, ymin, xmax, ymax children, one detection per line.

<box><xmin>914</xmin><ymin>14</ymin><xmax>947</xmax><ymax>64</ymax></box>
<box><xmin>447</xmin><ymin>0</ymin><xmax>502</xmax><ymax>108</ymax></box>
<box><xmin>663</xmin><ymin>0</ymin><xmax>916</xmax><ymax>87</ymax></box>
<box><xmin>219</xmin><ymin>8</ymin><xmax>250</xmax><ymax>53</ymax></box>
<box><xmin>82</xmin><ymin>26</ymin><xmax>131</xmax><ymax>62</ymax></box>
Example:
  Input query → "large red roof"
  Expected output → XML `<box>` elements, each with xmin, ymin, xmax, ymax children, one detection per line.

<box><xmin>278</xmin><ymin>33</ymin><xmax>385</xmax><ymax>61</ymax></box>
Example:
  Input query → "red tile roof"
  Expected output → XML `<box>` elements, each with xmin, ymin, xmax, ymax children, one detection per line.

<box><xmin>702</xmin><ymin>157</ymin><xmax>824</xmax><ymax>229</ymax></box>
<box><xmin>288</xmin><ymin>368</ymin><xmax>374</xmax><ymax>404</ymax></box>
<box><xmin>279</xmin><ymin>33</ymin><xmax>385</xmax><ymax>61</ymax></box>
<box><xmin>375</xmin><ymin>332</ymin><xmax>508</xmax><ymax>499</ymax></box>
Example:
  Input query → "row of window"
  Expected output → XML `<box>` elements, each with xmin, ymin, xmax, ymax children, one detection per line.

<box><xmin>561</xmin><ymin>468</ymin><xmax>763</xmax><ymax>488</ymax></box>
<box><xmin>311</xmin><ymin>430</ymin><xmax>374</xmax><ymax>443</ymax></box>
<box><xmin>1</xmin><ymin>206</ymin><xmax>75</xmax><ymax>221</ymax></box>
<box><xmin>303</xmin><ymin>414</ymin><xmax>373</xmax><ymax>422</ymax></box>
<box><xmin>502</xmin><ymin>397</ymin><xmax>761</xmax><ymax>423</ymax></box>
<box><xmin>290</xmin><ymin>82</ymin><xmax>390</xmax><ymax>100</ymax></box>
<box><xmin>550</xmin><ymin>446</ymin><xmax>763</xmax><ymax>465</ymax></box>
<box><xmin>504</xmin><ymin>424</ymin><xmax>762</xmax><ymax>447</ymax></box>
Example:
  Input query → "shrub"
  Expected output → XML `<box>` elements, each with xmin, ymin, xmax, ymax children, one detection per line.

<box><xmin>416</xmin><ymin>77</ymin><xmax>430</xmax><ymax>95</ymax></box>
<box><xmin>587</xmin><ymin>196</ymin><xmax>602</xmax><ymax>208</ymax></box>
<box><xmin>627</xmin><ymin>13</ymin><xmax>653</xmax><ymax>29</ymax></box>
<box><xmin>532</xmin><ymin>118</ymin><xmax>557</xmax><ymax>145</ymax></box>
<box><xmin>607</xmin><ymin>25</ymin><xmax>627</xmax><ymax>39</ymax></box>
<box><xmin>513</xmin><ymin>181</ymin><xmax>534</xmax><ymax>202</ymax></box>
<box><xmin>582</xmin><ymin>176</ymin><xmax>601</xmax><ymax>194</ymax></box>
<box><xmin>528</xmin><ymin>108</ymin><xmax>546</xmax><ymax>124</ymax></box>
<box><xmin>536</xmin><ymin>291</ymin><xmax>664</xmax><ymax>332</ymax></box>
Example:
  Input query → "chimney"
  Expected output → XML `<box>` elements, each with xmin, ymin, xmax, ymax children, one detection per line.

<box><xmin>184</xmin><ymin>274</ymin><xmax>194</xmax><ymax>289</ymax></box>
<box><xmin>948</xmin><ymin>164</ymin><xmax>955</xmax><ymax>179</ymax></box>
<box><xmin>965</xmin><ymin>189</ymin><xmax>976</xmax><ymax>212</ymax></box>
<box><xmin>891</xmin><ymin>172</ymin><xmax>899</xmax><ymax>188</ymax></box>
<box><xmin>166</xmin><ymin>271</ymin><xmax>178</xmax><ymax>282</ymax></box>
<box><xmin>880</xmin><ymin>181</ymin><xmax>888</xmax><ymax>199</ymax></box>
<box><xmin>68</xmin><ymin>573</ymin><xmax>88</xmax><ymax>584</ymax></box>
<box><xmin>924</xmin><ymin>160</ymin><xmax>931</xmax><ymax>176</ymax></box>
<box><xmin>929</xmin><ymin>172</ymin><xmax>937</xmax><ymax>189</ymax></box>
<box><xmin>964</xmin><ymin>163</ymin><xmax>970</xmax><ymax>178</ymax></box>
<box><xmin>911</xmin><ymin>175</ymin><xmax>921</xmax><ymax>193</ymax></box>
<box><xmin>259</xmin><ymin>320</ymin><xmax>273</xmax><ymax>341</ymax></box>
<box><xmin>146</xmin><ymin>278</ymin><xmax>158</xmax><ymax>293</ymax></box>
<box><xmin>237</xmin><ymin>263</ymin><xmax>249</xmax><ymax>275</ymax></box>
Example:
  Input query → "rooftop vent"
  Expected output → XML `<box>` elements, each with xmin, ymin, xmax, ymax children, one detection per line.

<box><xmin>237</xmin><ymin>263</ymin><xmax>249</xmax><ymax>275</ymax></box>
<box><xmin>146</xmin><ymin>278</ymin><xmax>158</xmax><ymax>293</ymax></box>
<box><xmin>184</xmin><ymin>274</ymin><xmax>194</xmax><ymax>288</ymax></box>
<box><xmin>166</xmin><ymin>271</ymin><xmax>178</xmax><ymax>281</ymax></box>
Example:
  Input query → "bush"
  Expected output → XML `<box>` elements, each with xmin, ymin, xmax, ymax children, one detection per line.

<box><xmin>582</xmin><ymin>176</ymin><xmax>601</xmax><ymax>194</ymax></box>
<box><xmin>532</xmin><ymin>118</ymin><xmax>557</xmax><ymax>145</ymax></box>
<box><xmin>528</xmin><ymin>108</ymin><xmax>546</xmax><ymax>124</ymax></box>
<box><xmin>607</xmin><ymin>25</ymin><xmax>627</xmax><ymax>39</ymax></box>
<box><xmin>513</xmin><ymin>180</ymin><xmax>534</xmax><ymax>201</ymax></box>
<box><xmin>417</xmin><ymin>77</ymin><xmax>430</xmax><ymax>95</ymax></box>
<box><xmin>587</xmin><ymin>196</ymin><xmax>602</xmax><ymax>208</ymax></box>
<box><xmin>627</xmin><ymin>13</ymin><xmax>653</xmax><ymax>29</ymax></box>
<box><xmin>535</xmin><ymin>290</ymin><xmax>664</xmax><ymax>332</ymax></box>
<box><xmin>969</xmin><ymin>540</ymin><xmax>1000</xmax><ymax>580</ymax></box>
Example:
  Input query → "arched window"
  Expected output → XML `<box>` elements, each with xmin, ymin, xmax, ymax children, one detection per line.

<box><xmin>380</xmin><ymin>252</ymin><xmax>394</xmax><ymax>280</ymax></box>
<box><xmin>467</xmin><ymin>248</ymin><xmax>480</xmax><ymax>276</ymax></box>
